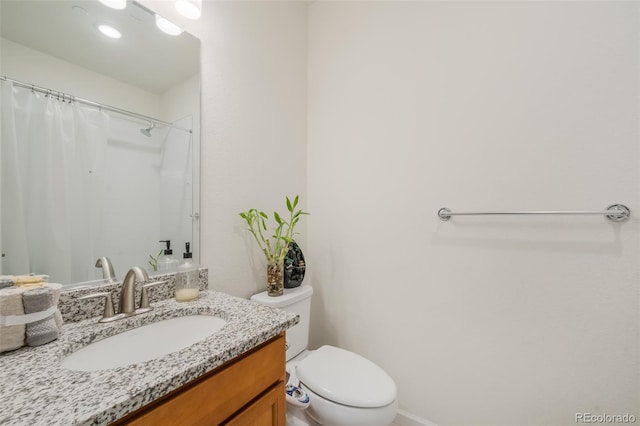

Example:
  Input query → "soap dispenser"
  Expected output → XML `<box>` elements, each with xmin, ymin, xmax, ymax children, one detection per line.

<box><xmin>157</xmin><ymin>240</ymin><xmax>178</xmax><ymax>274</ymax></box>
<box><xmin>175</xmin><ymin>242</ymin><xmax>199</xmax><ymax>302</ymax></box>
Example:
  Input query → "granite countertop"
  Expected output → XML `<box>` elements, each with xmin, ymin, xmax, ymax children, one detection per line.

<box><xmin>0</xmin><ymin>290</ymin><xmax>299</xmax><ymax>426</ymax></box>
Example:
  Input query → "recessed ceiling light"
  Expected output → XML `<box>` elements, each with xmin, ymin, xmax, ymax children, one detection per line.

<box><xmin>98</xmin><ymin>0</ymin><xmax>127</xmax><ymax>10</ymax></box>
<box><xmin>175</xmin><ymin>0</ymin><xmax>202</xmax><ymax>20</ymax></box>
<box><xmin>97</xmin><ymin>24</ymin><xmax>122</xmax><ymax>39</ymax></box>
<box><xmin>155</xmin><ymin>15</ymin><xmax>183</xmax><ymax>36</ymax></box>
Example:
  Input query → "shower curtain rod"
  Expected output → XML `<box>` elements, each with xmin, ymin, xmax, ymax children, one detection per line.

<box><xmin>1</xmin><ymin>75</ymin><xmax>192</xmax><ymax>134</ymax></box>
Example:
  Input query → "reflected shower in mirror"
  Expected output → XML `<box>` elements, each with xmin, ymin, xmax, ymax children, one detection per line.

<box><xmin>0</xmin><ymin>0</ymin><xmax>201</xmax><ymax>285</ymax></box>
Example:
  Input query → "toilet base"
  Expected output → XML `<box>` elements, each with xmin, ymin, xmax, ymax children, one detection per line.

<box><xmin>286</xmin><ymin>405</ymin><xmax>319</xmax><ymax>426</ymax></box>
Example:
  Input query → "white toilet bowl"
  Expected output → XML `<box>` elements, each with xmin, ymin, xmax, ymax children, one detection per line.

<box><xmin>293</xmin><ymin>345</ymin><xmax>397</xmax><ymax>426</ymax></box>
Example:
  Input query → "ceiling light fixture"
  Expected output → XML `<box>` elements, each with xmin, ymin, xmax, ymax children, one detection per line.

<box><xmin>155</xmin><ymin>14</ymin><xmax>183</xmax><ymax>36</ymax></box>
<box><xmin>98</xmin><ymin>0</ymin><xmax>127</xmax><ymax>10</ymax></box>
<box><xmin>174</xmin><ymin>0</ymin><xmax>202</xmax><ymax>20</ymax></box>
<box><xmin>97</xmin><ymin>24</ymin><xmax>122</xmax><ymax>39</ymax></box>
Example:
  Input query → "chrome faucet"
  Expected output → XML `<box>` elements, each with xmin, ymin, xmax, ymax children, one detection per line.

<box><xmin>80</xmin><ymin>266</ymin><xmax>166</xmax><ymax>323</ymax></box>
<box><xmin>119</xmin><ymin>266</ymin><xmax>149</xmax><ymax>314</ymax></box>
<box><xmin>95</xmin><ymin>257</ymin><xmax>116</xmax><ymax>282</ymax></box>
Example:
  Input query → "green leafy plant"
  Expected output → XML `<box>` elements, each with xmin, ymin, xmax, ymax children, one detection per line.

<box><xmin>239</xmin><ymin>195</ymin><xmax>309</xmax><ymax>265</ymax></box>
<box><xmin>148</xmin><ymin>249</ymin><xmax>162</xmax><ymax>272</ymax></box>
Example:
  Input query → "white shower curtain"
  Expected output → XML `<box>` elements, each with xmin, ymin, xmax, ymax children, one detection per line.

<box><xmin>1</xmin><ymin>80</ymin><xmax>109</xmax><ymax>283</ymax></box>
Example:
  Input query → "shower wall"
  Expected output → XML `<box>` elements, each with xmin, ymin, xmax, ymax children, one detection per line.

<box><xmin>98</xmin><ymin>117</ymin><xmax>192</xmax><ymax>278</ymax></box>
<box><xmin>99</xmin><ymin>117</ymin><xmax>164</xmax><ymax>279</ymax></box>
<box><xmin>307</xmin><ymin>2</ymin><xmax>639</xmax><ymax>425</ymax></box>
<box><xmin>159</xmin><ymin>116</ymin><xmax>194</xmax><ymax>263</ymax></box>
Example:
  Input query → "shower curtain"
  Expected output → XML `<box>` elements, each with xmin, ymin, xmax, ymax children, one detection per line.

<box><xmin>1</xmin><ymin>80</ymin><xmax>109</xmax><ymax>283</ymax></box>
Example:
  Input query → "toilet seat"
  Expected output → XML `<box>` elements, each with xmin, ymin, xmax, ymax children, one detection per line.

<box><xmin>296</xmin><ymin>345</ymin><xmax>397</xmax><ymax>408</ymax></box>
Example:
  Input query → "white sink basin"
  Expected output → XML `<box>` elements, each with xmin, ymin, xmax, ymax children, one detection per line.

<box><xmin>61</xmin><ymin>315</ymin><xmax>226</xmax><ymax>372</ymax></box>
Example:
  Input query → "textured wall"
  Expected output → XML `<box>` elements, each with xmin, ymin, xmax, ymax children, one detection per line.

<box><xmin>307</xmin><ymin>2</ymin><xmax>639</xmax><ymax>425</ymax></box>
<box><xmin>182</xmin><ymin>1</ymin><xmax>309</xmax><ymax>298</ymax></box>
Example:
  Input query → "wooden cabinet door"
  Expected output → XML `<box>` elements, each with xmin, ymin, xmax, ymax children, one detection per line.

<box><xmin>224</xmin><ymin>381</ymin><xmax>285</xmax><ymax>426</ymax></box>
<box><xmin>114</xmin><ymin>334</ymin><xmax>286</xmax><ymax>426</ymax></box>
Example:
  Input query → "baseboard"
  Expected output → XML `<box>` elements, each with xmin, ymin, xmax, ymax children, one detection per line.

<box><xmin>394</xmin><ymin>409</ymin><xmax>439</xmax><ymax>426</ymax></box>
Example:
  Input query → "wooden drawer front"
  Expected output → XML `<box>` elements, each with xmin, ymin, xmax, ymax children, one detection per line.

<box><xmin>223</xmin><ymin>381</ymin><xmax>285</xmax><ymax>426</ymax></box>
<box><xmin>121</xmin><ymin>334</ymin><xmax>285</xmax><ymax>426</ymax></box>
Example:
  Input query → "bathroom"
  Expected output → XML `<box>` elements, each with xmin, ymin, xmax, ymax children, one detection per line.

<box><xmin>0</xmin><ymin>1</ymin><xmax>638</xmax><ymax>425</ymax></box>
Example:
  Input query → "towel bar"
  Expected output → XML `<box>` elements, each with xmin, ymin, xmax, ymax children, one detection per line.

<box><xmin>438</xmin><ymin>204</ymin><xmax>630</xmax><ymax>222</ymax></box>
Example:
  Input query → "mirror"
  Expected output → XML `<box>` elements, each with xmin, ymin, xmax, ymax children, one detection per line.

<box><xmin>0</xmin><ymin>0</ymin><xmax>201</xmax><ymax>286</ymax></box>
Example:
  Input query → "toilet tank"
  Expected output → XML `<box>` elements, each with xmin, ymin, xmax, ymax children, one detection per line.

<box><xmin>251</xmin><ymin>285</ymin><xmax>313</xmax><ymax>361</ymax></box>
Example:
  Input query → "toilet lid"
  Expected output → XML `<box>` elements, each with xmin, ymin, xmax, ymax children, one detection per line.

<box><xmin>296</xmin><ymin>345</ymin><xmax>397</xmax><ymax>408</ymax></box>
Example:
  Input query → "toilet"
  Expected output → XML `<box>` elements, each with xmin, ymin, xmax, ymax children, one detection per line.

<box><xmin>251</xmin><ymin>285</ymin><xmax>398</xmax><ymax>426</ymax></box>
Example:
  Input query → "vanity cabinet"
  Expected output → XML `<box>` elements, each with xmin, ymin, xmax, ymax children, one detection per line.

<box><xmin>112</xmin><ymin>333</ymin><xmax>286</xmax><ymax>426</ymax></box>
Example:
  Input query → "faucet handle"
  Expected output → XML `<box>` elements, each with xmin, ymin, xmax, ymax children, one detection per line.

<box><xmin>137</xmin><ymin>280</ymin><xmax>166</xmax><ymax>313</ymax></box>
<box><xmin>79</xmin><ymin>292</ymin><xmax>122</xmax><ymax>323</ymax></box>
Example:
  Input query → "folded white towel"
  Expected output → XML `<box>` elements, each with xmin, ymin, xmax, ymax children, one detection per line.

<box><xmin>47</xmin><ymin>283</ymin><xmax>62</xmax><ymax>305</ymax></box>
<box><xmin>0</xmin><ymin>325</ymin><xmax>26</xmax><ymax>352</ymax></box>
<box><xmin>47</xmin><ymin>283</ymin><xmax>64</xmax><ymax>331</ymax></box>
<box><xmin>53</xmin><ymin>309</ymin><xmax>63</xmax><ymax>331</ymax></box>
<box><xmin>46</xmin><ymin>283</ymin><xmax>64</xmax><ymax>331</ymax></box>
<box><xmin>0</xmin><ymin>287</ymin><xmax>26</xmax><ymax>352</ymax></box>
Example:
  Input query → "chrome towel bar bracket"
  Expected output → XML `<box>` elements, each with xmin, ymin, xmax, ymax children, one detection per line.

<box><xmin>438</xmin><ymin>204</ymin><xmax>630</xmax><ymax>222</ymax></box>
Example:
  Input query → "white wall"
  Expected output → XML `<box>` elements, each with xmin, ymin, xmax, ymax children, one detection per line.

<box><xmin>0</xmin><ymin>38</ymin><xmax>161</xmax><ymax>118</ymax></box>
<box><xmin>160</xmin><ymin>74</ymin><xmax>200</xmax><ymax>124</ymax></box>
<box><xmin>307</xmin><ymin>2</ymin><xmax>639</xmax><ymax>425</ymax></box>
<box><xmin>165</xmin><ymin>1</ymin><xmax>308</xmax><ymax>298</ymax></box>
<box><xmin>159</xmin><ymin>75</ymin><xmax>200</xmax><ymax>167</ymax></box>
